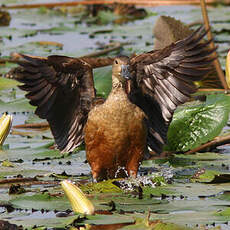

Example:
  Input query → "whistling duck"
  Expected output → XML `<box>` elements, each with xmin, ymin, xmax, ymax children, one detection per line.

<box><xmin>13</xmin><ymin>27</ymin><xmax>215</xmax><ymax>181</ymax></box>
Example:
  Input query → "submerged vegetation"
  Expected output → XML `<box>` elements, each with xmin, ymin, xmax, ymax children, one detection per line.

<box><xmin>1</xmin><ymin>0</ymin><xmax>230</xmax><ymax>229</ymax></box>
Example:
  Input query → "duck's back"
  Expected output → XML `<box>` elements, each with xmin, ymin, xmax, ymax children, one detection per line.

<box><xmin>84</xmin><ymin>88</ymin><xmax>147</xmax><ymax>181</ymax></box>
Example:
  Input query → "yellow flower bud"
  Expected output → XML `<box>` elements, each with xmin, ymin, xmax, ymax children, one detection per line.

<box><xmin>0</xmin><ymin>113</ymin><xmax>12</xmax><ymax>146</ymax></box>
<box><xmin>226</xmin><ymin>50</ymin><xmax>230</xmax><ymax>88</ymax></box>
<box><xmin>61</xmin><ymin>180</ymin><xmax>95</xmax><ymax>215</ymax></box>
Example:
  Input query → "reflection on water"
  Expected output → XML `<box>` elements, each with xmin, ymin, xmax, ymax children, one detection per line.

<box><xmin>13</xmin><ymin>210</ymin><xmax>57</xmax><ymax>220</ymax></box>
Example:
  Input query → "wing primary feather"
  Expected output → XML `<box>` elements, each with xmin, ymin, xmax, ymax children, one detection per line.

<box><xmin>26</xmin><ymin>84</ymin><xmax>52</xmax><ymax>101</ymax></box>
<box><xmin>175</xmin><ymin>26</ymin><xmax>206</xmax><ymax>48</ymax></box>
<box><xmin>19</xmin><ymin>80</ymin><xmax>47</xmax><ymax>92</ymax></box>
<box><xmin>129</xmin><ymin>26</ymin><xmax>214</xmax><ymax>154</ymax></box>
<box><xmin>154</xmin><ymin>87</ymin><xmax>173</xmax><ymax>121</ymax></box>
<box><xmin>183</xmin><ymin>28</ymin><xmax>208</xmax><ymax>48</ymax></box>
<box><xmin>17</xmin><ymin>76</ymin><xmax>43</xmax><ymax>86</ymax></box>
<box><xmin>161</xmin><ymin>77</ymin><xmax>192</xmax><ymax>102</ymax></box>
<box><xmin>166</xmin><ymin>74</ymin><xmax>196</xmax><ymax>96</ymax></box>
<box><xmin>16</xmin><ymin>72</ymin><xmax>42</xmax><ymax>81</ymax></box>
<box><xmin>180</xmin><ymin>59</ymin><xmax>215</xmax><ymax>68</ymax></box>
<box><xmin>37</xmin><ymin>87</ymin><xmax>57</xmax><ymax>108</ymax></box>
<box><xmin>184</xmin><ymin>38</ymin><xmax>213</xmax><ymax>52</ymax></box>
<box><xmin>36</xmin><ymin>89</ymin><xmax>58</xmax><ymax>119</ymax></box>
<box><xmin>175</xmin><ymin>66</ymin><xmax>210</xmax><ymax>78</ymax></box>
<box><xmin>183</xmin><ymin>50</ymin><xmax>217</xmax><ymax>62</ymax></box>
<box><xmin>17</xmin><ymin>53</ymin><xmax>47</xmax><ymax>65</ymax></box>
<box><xmin>154</xmin><ymin>79</ymin><xmax>178</xmax><ymax>110</ymax></box>
<box><xmin>15</xmin><ymin>53</ymin><xmax>96</xmax><ymax>153</ymax></box>
<box><xmin>16</xmin><ymin>62</ymin><xmax>39</xmax><ymax>73</ymax></box>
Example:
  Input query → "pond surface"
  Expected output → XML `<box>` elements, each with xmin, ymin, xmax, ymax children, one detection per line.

<box><xmin>1</xmin><ymin>2</ymin><xmax>230</xmax><ymax>229</ymax></box>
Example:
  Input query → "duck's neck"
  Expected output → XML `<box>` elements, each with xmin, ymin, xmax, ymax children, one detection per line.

<box><xmin>111</xmin><ymin>75</ymin><xmax>126</xmax><ymax>92</ymax></box>
<box><xmin>106</xmin><ymin>76</ymin><xmax>129</xmax><ymax>102</ymax></box>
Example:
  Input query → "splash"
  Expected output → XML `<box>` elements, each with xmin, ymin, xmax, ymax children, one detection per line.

<box><xmin>114</xmin><ymin>166</ymin><xmax>174</xmax><ymax>192</ymax></box>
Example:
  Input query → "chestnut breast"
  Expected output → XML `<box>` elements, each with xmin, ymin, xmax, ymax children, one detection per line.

<box><xmin>84</xmin><ymin>87</ymin><xmax>147</xmax><ymax>180</ymax></box>
<box><xmin>85</xmin><ymin>88</ymin><xmax>145</xmax><ymax>144</ymax></box>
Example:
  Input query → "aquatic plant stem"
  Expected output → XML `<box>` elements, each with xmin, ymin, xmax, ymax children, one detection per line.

<box><xmin>0</xmin><ymin>177</ymin><xmax>38</xmax><ymax>184</ymax></box>
<box><xmin>200</xmin><ymin>0</ymin><xmax>228</xmax><ymax>90</ymax></box>
<box><xmin>13</xmin><ymin>122</ymin><xmax>49</xmax><ymax>130</ymax></box>
<box><xmin>185</xmin><ymin>134</ymin><xmax>230</xmax><ymax>154</ymax></box>
<box><xmin>1</xmin><ymin>0</ymin><xmax>229</xmax><ymax>9</ymax></box>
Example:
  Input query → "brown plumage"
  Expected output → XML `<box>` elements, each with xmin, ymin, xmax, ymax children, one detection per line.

<box><xmin>85</xmin><ymin>56</ymin><xmax>147</xmax><ymax>180</ymax></box>
<box><xmin>13</xmin><ymin>26</ymin><xmax>215</xmax><ymax>181</ymax></box>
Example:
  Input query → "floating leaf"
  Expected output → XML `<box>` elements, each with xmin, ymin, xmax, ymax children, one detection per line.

<box><xmin>84</xmin><ymin>213</ymin><xmax>135</xmax><ymax>225</ymax></box>
<box><xmin>96</xmin><ymin>10</ymin><xmax>120</xmax><ymax>24</ymax></box>
<box><xmin>1</xmin><ymin>211</ymin><xmax>79</xmax><ymax>229</ymax></box>
<box><xmin>2</xmin><ymin>159</ymin><xmax>14</xmax><ymax>167</ymax></box>
<box><xmin>0</xmin><ymin>77</ymin><xmax>18</xmax><ymax>91</ymax></box>
<box><xmin>116</xmin><ymin>217</ymin><xmax>194</xmax><ymax>230</ymax></box>
<box><xmin>152</xmin><ymin>222</ymin><xmax>194</xmax><ymax>230</ymax></box>
<box><xmin>0</xmin><ymin>98</ymin><xmax>35</xmax><ymax>113</ymax></box>
<box><xmin>216</xmin><ymin>191</ymin><xmax>230</xmax><ymax>201</ymax></box>
<box><xmin>10</xmin><ymin>193</ymin><xmax>71</xmax><ymax>211</ymax></box>
<box><xmin>80</xmin><ymin>179</ymin><xmax>122</xmax><ymax>194</ymax></box>
<box><xmin>166</xmin><ymin>94</ymin><xmax>230</xmax><ymax>152</ymax></box>
<box><xmin>216</xmin><ymin>207</ymin><xmax>230</xmax><ymax>217</ymax></box>
<box><xmin>191</xmin><ymin>170</ymin><xmax>230</xmax><ymax>183</ymax></box>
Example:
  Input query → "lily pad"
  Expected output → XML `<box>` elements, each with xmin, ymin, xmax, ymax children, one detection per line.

<box><xmin>166</xmin><ymin>94</ymin><xmax>230</xmax><ymax>152</ymax></box>
<box><xmin>1</xmin><ymin>211</ymin><xmax>79</xmax><ymax>229</ymax></box>
<box><xmin>10</xmin><ymin>192</ymin><xmax>71</xmax><ymax>211</ymax></box>
<box><xmin>122</xmin><ymin>221</ymin><xmax>195</xmax><ymax>230</ymax></box>
<box><xmin>216</xmin><ymin>207</ymin><xmax>230</xmax><ymax>217</ymax></box>
<box><xmin>0</xmin><ymin>77</ymin><xmax>18</xmax><ymax>90</ymax></box>
<box><xmin>84</xmin><ymin>214</ymin><xmax>135</xmax><ymax>225</ymax></box>
<box><xmin>191</xmin><ymin>170</ymin><xmax>230</xmax><ymax>183</ymax></box>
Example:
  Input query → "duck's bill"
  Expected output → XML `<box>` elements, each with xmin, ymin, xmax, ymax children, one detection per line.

<box><xmin>0</xmin><ymin>114</ymin><xmax>13</xmax><ymax>146</ymax></box>
<box><xmin>121</xmin><ymin>64</ymin><xmax>132</xmax><ymax>80</ymax></box>
<box><xmin>61</xmin><ymin>180</ymin><xmax>95</xmax><ymax>215</ymax></box>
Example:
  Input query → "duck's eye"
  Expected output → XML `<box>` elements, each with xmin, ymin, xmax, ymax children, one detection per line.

<box><xmin>115</xmin><ymin>60</ymin><xmax>118</xmax><ymax>64</ymax></box>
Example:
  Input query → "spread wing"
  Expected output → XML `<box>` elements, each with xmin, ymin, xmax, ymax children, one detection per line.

<box><xmin>15</xmin><ymin>54</ymin><xmax>96</xmax><ymax>153</ymax></box>
<box><xmin>129</xmin><ymin>26</ymin><xmax>216</xmax><ymax>153</ymax></box>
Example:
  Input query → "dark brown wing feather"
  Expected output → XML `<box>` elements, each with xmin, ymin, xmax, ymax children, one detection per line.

<box><xmin>129</xmin><ymin>26</ymin><xmax>216</xmax><ymax>153</ymax></box>
<box><xmin>15</xmin><ymin>54</ymin><xmax>96</xmax><ymax>153</ymax></box>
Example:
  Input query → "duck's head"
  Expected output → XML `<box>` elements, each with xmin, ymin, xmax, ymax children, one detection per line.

<box><xmin>112</xmin><ymin>56</ymin><xmax>131</xmax><ymax>87</ymax></box>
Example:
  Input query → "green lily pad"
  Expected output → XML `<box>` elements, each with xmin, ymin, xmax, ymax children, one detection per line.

<box><xmin>166</xmin><ymin>94</ymin><xmax>230</xmax><ymax>152</ymax></box>
<box><xmin>0</xmin><ymin>97</ymin><xmax>35</xmax><ymax>113</ymax></box>
<box><xmin>80</xmin><ymin>179</ymin><xmax>122</xmax><ymax>194</ymax></box>
<box><xmin>191</xmin><ymin>170</ymin><xmax>230</xmax><ymax>183</ymax></box>
<box><xmin>2</xmin><ymin>159</ymin><xmax>14</xmax><ymax>167</ymax></box>
<box><xmin>0</xmin><ymin>27</ymin><xmax>37</xmax><ymax>39</ymax></box>
<box><xmin>152</xmin><ymin>222</ymin><xmax>195</xmax><ymax>230</ymax></box>
<box><xmin>96</xmin><ymin>10</ymin><xmax>121</xmax><ymax>24</ymax></box>
<box><xmin>2</xmin><ymin>211</ymin><xmax>79</xmax><ymax>229</ymax></box>
<box><xmin>84</xmin><ymin>214</ymin><xmax>135</xmax><ymax>225</ymax></box>
<box><xmin>10</xmin><ymin>192</ymin><xmax>71</xmax><ymax>211</ymax></box>
<box><xmin>122</xmin><ymin>220</ymin><xmax>195</xmax><ymax>230</ymax></box>
<box><xmin>169</xmin><ymin>152</ymin><xmax>228</xmax><ymax>168</ymax></box>
<box><xmin>216</xmin><ymin>207</ymin><xmax>230</xmax><ymax>217</ymax></box>
<box><xmin>0</xmin><ymin>77</ymin><xmax>18</xmax><ymax>90</ymax></box>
